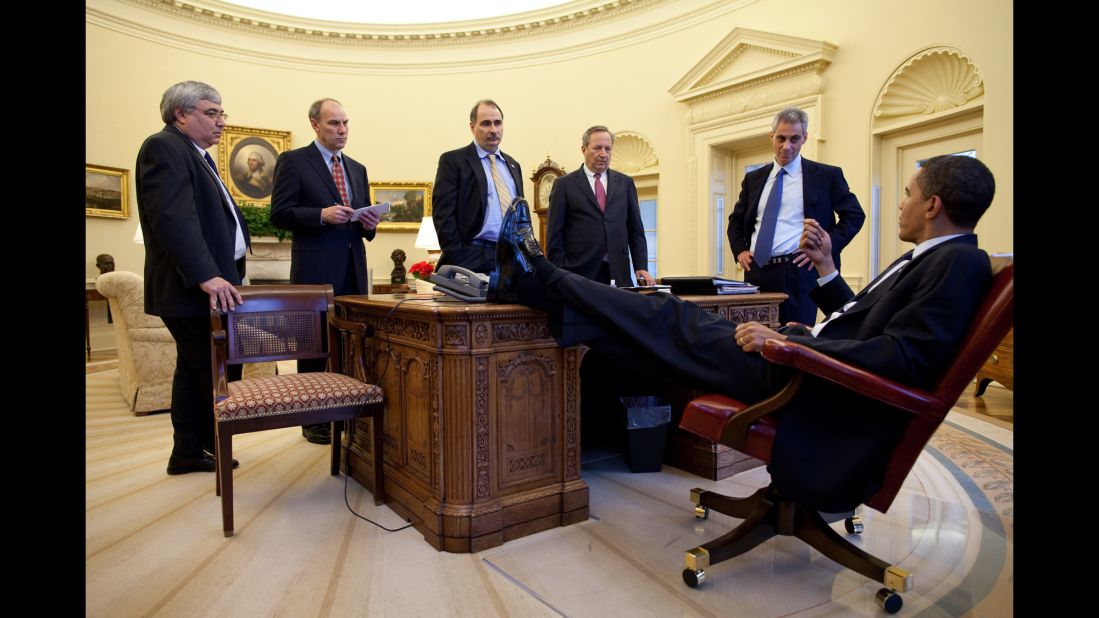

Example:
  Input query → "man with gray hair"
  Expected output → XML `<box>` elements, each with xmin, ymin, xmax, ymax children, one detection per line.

<box><xmin>271</xmin><ymin>97</ymin><xmax>380</xmax><ymax>445</ymax></box>
<box><xmin>546</xmin><ymin>125</ymin><xmax>654</xmax><ymax>287</ymax></box>
<box><xmin>728</xmin><ymin>106</ymin><xmax>865</xmax><ymax>325</ymax></box>
<box><xmin>136</xmin><ymin>80</ymin><xmax>250</xmax><ymax>475</ymax></box>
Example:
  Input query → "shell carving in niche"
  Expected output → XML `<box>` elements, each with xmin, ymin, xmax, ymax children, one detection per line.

<box><xmin>875</xmin><ymin>49</ymin><xmax>983</xmax><ymax>118</ymax></box>
<box><xmin>612</xmin><ymin>134</ymin><xmax>658</xmax><ymax>173</ymax></box>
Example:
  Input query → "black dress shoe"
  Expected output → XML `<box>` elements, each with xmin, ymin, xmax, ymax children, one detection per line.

<box><xmin>302</xmin><ymin>423</ymin><xmax>332</xmax><ymax>445</ymax></box>
<box><xmin>488</xmin><ymin>198</ymin><xmax>543</xmax><ymax>303</ymax></box>
<box><xmin>166</xmin><ymin>452</ymin><xmax>239</xmax><ymax>475</ymax></box>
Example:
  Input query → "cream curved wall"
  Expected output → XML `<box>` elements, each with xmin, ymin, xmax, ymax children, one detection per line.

<box><xmin>86</xmin><ymin>0</ymin><xmax>1012</xmax><ymax>282</ymax></box>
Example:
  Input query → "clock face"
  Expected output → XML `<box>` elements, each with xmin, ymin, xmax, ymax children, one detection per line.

<box><xmin>538</xmin><ymin>174</ymin><xmax>557</xmax><ymax>209</ymax></box>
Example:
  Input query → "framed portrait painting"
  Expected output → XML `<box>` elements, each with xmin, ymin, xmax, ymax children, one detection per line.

<box><xmin>217</xmin><ymin>125</ymin><xmax>292</xmax><ymax>206</ymax></box>
<box><xmin>86</xmin><ymin>164</ymin><xmax>129</xmax><ymax>219</ymax></box>
<box><xmin>368</xmin><ymin>182</ymin><xmax>433</xmax><ymax>232</ymax></box>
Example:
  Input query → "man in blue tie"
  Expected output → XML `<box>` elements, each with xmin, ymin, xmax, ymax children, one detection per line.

<box><xmin>488</xmin><ymin>154</ymin><xmax>995</xmax><ymax>513</ymax></box>
<box><xmin>727</xmin><ymin>107</ymin><xmax>865</xmax><ymax>326</ymax></box>
<box><xmin>136</xmin><ymin>81</ymin><xmax>250</xmax><ymax>475</ymax></box>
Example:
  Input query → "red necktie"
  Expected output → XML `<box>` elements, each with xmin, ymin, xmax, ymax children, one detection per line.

<box><xmin>594</xmin><ymin>173</ymin><xmax>606</xmax><ymax>213</ymax></box>
<box><xmin>331</xmin><ymin>155</ymin><xmax>350</xmax><ymax>206</ymax></box>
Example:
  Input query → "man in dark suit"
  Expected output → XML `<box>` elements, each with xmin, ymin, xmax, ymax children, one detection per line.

<box><xmin>432</xmin><ymin>99</ymin><xmax>525</xmax><ymax>274</ymax></box>
<box><xmin>546</xmin><ymin>125</ymin><xmax>654</xmax><ymax>287</ymax></box>
<box><xmin>271</xmin><ymin>98</ymin><xmax>381</xmax><ymax>445</ymax></box>
<box><xmin>728</xmin><ymin>106</ymin><xmax>865</xmax><ymax>325</ymax></box>
<box><xmin>136</xmin><ymin>81</ymin><xmax>250</xmax><ymax>475</ymax></box>
<box><xmin>494</xmin><ymin>154</ymin><xmax>995</xmax><ymax>513</ymax></box>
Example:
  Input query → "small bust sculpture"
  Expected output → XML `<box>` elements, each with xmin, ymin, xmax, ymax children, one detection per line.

<box><xmin>390</xmin><ymin>248</ymin><xmax>407</xmax><ymax>284</ymax></box>
<box><xmin>95</xmin><ymin>254</ymin><xmax>115</xmax><ymax>275</ymax></box>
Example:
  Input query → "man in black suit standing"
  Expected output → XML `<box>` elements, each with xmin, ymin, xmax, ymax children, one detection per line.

<box><xmin>546</xmin><ymin>125</ymin><xmax>654</xmax><ymax>287</ymax></box>
<box><xmin>271</xmin><ymin>98</ymin><xmax>381</xmax><ymax>445</ymax></box>
<box><xmin>490</xmin><ymin>154</ymin><xmax>995</xmax><ymax>512</ymax></box>
<box><xmin>728</xmin><ymin>106</ymin><xmax>865</xmax><ymax>325</ymax></box>
<box><xmin>432</xmin><ymin>99</ymin><xmax>525</xmax><ymax>274</ymax></box>
<box><xmin>136</xmin><ymin>81</ymin><xmax>250</xmax><ymax>475</ymax></box>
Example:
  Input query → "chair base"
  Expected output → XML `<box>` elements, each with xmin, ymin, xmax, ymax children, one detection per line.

<box><xmin>682</xmin><ymin>486</ymin><xmax>912</xmax><ymax>613</ymax></box>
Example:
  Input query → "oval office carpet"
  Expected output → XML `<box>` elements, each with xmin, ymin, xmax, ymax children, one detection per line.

<box><xmin>87</xmin><ymin>361</ymin><xmax>1010</xmax><ymax>616</ymax></box>
<box><xmin>480</xmin><ymin>415</ymin><xmax>1013</xmax><ymax>617</ymax></box>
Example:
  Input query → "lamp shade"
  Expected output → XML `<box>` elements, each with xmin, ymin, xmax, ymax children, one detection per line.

<box><xmin>132</xmin><ymin>225</ymin><xmax>144</xmax><ymax>244</ymax></box>
<box><xmin>414</xmin><ymin>216</ymin><xmax>439</xmax><ymax>251</ymax></box>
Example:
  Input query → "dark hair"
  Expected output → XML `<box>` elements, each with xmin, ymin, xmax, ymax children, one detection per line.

<box><xmin>916</xmin><ymin>155</ymin><xmax>995</xmax><ymax>228</ymax></box>
<box><xmin>469</xmin><ymin>99</ymin><xmax>503</xmax><ymax>123</ymax></box>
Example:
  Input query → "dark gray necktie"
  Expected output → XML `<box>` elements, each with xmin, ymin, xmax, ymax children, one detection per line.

<box><xmin>754</xmin><ymin>168</ymin><xmax>785</xmax><ymax>266</ymax></box>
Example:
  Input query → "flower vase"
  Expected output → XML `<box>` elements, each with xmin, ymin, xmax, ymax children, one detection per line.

<box><xmin>414</xmin><ymin>278</ymin><xmax>434</xmax><ymax>294</ymax></box>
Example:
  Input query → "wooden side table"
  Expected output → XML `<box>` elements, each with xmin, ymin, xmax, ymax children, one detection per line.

<box><xmin>974</xmin><ymin>327</ymin><xmax>1013</xmax><ymax>395</ymax></box>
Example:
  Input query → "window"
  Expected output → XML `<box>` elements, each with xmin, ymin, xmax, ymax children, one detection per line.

<box><xmin>639</xmin><ymin>198</ymin><xmax>657</xmax><ymax>279</ymax></box>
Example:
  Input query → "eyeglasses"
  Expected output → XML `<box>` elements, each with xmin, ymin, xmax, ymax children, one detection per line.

<box><xmin>193</xmin><ymin>107</ymin><xmax>229</xmax><ymax>121</ymax></box>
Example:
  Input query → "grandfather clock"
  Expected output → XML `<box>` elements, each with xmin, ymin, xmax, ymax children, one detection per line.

<box><xmin>530</xmin><ymin>156</ymin><xmax>565</xmax><ymax>250</ymax></box>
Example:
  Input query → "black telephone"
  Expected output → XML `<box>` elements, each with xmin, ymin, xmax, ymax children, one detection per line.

<box><xmin>429</xmin><ymin>265</ymin><xmax>490</xmax><ymax>303</ymax></box>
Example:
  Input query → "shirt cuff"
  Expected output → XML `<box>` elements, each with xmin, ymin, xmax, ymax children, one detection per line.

<box><xmin>816</xmin><ymin>270</ymin><xmax>839</xmax><ymax>286</ymax></box>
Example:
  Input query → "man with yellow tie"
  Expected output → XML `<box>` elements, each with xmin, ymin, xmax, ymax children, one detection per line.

<box><xmin>432</xmin><ymin>99</ymin><xmax>526</xmax><ymax>274</ymax></box>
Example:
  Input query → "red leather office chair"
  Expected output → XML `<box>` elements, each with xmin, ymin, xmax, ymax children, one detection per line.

<box><xmin>677</xmin><ymin>261</ymin><xmax>1013</xmax><ymax>613</ymax></box>
<box><xmin>210</xmin><ymin>285</ymin><xmax>385</xmax><ymax>537</ymax></box>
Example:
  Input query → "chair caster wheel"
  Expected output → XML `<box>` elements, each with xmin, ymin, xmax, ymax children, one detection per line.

<box><xmin>845</xmin><ymin>515</ymin><xmax>863</xmax><ymax>534</ymax></box>
<box><xmin>694</xmin><ymin>505</ymin><xmax>709</xmax><ymax>519</ymax></box>
<box><xmin>876</xmin><ymin>588</ymin><xmax>903</xmax><ymax>614</ymax></box>
<box><xmin>682</xmin><ymin>568</ymin><xmax>705</xmax><ymax>588</ymax></box>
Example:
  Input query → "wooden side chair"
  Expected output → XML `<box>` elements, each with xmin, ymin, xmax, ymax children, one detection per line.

<box><xmin>209</xmin><ymin>284</ymin><xmax>384</xmax><ymax>537</ymax></box>
<box><xmin>677</xmin><ymin>261</ymin><xmax>1013</xmax><ymax>613</ymax></box>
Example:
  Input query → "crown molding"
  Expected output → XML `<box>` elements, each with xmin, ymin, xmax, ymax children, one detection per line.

<box><xmin>90</xmin><ymin>0</ymin><xmax>756</xmax><ymax>74</ymax></box>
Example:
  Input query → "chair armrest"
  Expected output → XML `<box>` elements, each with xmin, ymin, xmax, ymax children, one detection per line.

<box><xmin>327</xmin><ymin>314</ymin><xmax>372</xmax><ymax>382</ymax></box>
<box><xmin>761</xmin><ymin>339</ymin><xmax>944</xmax><ymax>418</ymax></box>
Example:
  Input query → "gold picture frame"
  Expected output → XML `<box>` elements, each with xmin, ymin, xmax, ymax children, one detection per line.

<box><xmin>368</xmin><ymin>182</ymin><xmax>433</xmax><ymax>232</ymax></box>
<box><xmin>86</xmin><ymin>164</ymin><xmax>129</xmax><ymax>219</ymax></box>
<box><xmin>217</xmin><ymin>125</ymin><xmax>292</xmax><ymax>207</ymax></box>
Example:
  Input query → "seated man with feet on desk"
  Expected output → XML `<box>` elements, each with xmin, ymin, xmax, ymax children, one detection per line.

<box><xmin>481</xmin><ymin>154</ymin><xmax>995</xmax><ymax>513</ymax></box>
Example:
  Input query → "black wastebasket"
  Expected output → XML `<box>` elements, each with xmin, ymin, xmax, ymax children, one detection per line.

<box><xmin>621</xmin><ymin>396</ymin><xmax>672</xmax><ymax>473</ymax></box>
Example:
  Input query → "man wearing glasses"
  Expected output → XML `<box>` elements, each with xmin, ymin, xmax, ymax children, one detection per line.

<box><xmin>136</xmin><ymin>81</ymin><xmax>251</xmax><ymax>476</ymax></box>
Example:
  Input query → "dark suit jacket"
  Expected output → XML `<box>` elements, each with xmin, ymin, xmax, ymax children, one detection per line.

<box><xmin>135</xmin><ymin>124</ymin><xmax>249</xmax><ymax>318</ymax></box>
<box><xmin>432</xmin><ymin>142</ymin><xmax>524</xmax><ymax>269</ymax></box>
<box><xmin>545</xmin><ymin>166</ymin><xmax>648</xmax><ymax>285</ymax></box>
<box><xmin>727</xmin><ymin>158</ymin><xmax>864</xmax><ymax>270</ymax></box>
<box><xmin>270</xmin><ymin>143</ymin><xmax>375</xmax><ymax>295</ymax></box>
<box><xmin>769</xmin><ymin>235</ymin><xmax>992</xmax><ymax>510</ymax></box>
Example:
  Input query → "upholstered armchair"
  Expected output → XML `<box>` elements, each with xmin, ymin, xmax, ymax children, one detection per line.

<box><xmin>96</xmin><ymin>271</ymin><xmax>176</xmax><ymax>414</ymax></box>
<box><xmin>95</xmin><ymin>271</ymin><xmax>277</xmax><ymax>415</ymax></box>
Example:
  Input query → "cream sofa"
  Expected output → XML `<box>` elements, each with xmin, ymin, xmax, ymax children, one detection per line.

<box><xmin>95</xmin><ymin>271</ymin><xmax>275</xmax><ymax>415</ymax></box>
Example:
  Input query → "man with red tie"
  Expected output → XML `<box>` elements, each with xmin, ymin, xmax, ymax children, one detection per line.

<box><xmin>271</xmin><ymin>98</ymin><xmax>381</xmax><ymax>445</ymax></box>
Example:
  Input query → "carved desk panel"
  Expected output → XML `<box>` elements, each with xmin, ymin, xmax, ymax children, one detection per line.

<box><xmin>336</xmin><ymin>294</ymin><xmax>587</xmax><ymax>553</ymax></box>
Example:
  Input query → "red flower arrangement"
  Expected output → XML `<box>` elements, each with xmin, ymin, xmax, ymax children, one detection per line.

<box><xmin>409</xmin><ymin>260</ymin><xmax>435</xmax><ymax>281</ymax></box>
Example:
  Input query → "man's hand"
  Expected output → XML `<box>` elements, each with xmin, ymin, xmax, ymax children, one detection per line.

<box><xmin>200</xmin><ymin>277</ymin><xmax>244</xmax><ymax>312</ymax></box>
<box><xmin>734</xmin><ymin>321</ymin><xmax>786</xmax><ymax>353</ymax></box>
<box><xmin>736</xmin><ymin>250</ymin><xmax>754</xmax><ymax>272</ymax></box>
<box><xmin>321</xmin><ymin>204</ymin><xmax>355</xmax><ymax>225</ymax></box>
<box><xmin>358</xmin><ymin>207</ymin><xmax>381</xmax><ymax>231</ymax></box>
<box><xmin>635</xmin><ymin>269</ymin><xmax>656</xmax><ymax>286</ymax></box>
<box><xmin>799</xmin><ymin>218</ymin><xmax>836</xmax><ymax>277</ymax></box>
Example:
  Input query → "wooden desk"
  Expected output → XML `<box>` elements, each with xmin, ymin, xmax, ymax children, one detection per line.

<box><xmin>336</xmin><ymin>293</ymin><xmax>588</xmax><ymax>553</ymax></box>
<box><xmin>85</xmin><ymin>284</ymin><xmax>109</xmax><ymax>361</ymax></box>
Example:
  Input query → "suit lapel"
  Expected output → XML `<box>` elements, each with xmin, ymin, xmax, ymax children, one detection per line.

<box><xmin>466</xmin><ymin>144</ymin><xmax>488</xmax><ymax>211</ymax></box>
<box><xmin>604</xmin><ymin>169</ymin><xmax>620</xmax><ymax>210</ymax></box>
<box><xmin>306</xmin><ymin>145</ymin><xmax>343</xmax><ymax>204</ymax></box>
<box><xmin>344</xmin><ymin>155</ymin><xmax>365</xmax><ymax>207</ymax></box>
<box><xmin>171</xmin><ymin>128</ymin><xmax>249</xmax><ymax>247</ymax></box>
<box><xmin>503</xmin><ymin>150</ymin><xmax>523</xmax><ymax>197</ymax></box>
<box><xmin>801</xmin><ymin>158</ymin><xmax>819</xmax><ymax>213</ymax></box>
<box><xmin>575</xmin><ymin>166</ymin><xmax>602</xmax><ymax>214</ymax></box>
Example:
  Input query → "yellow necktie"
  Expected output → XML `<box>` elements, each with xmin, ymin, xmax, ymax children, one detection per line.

<box><xmin>488</xmin><ymin>153</ymin><xmax>513</xmax><ymax>214</ymax></box>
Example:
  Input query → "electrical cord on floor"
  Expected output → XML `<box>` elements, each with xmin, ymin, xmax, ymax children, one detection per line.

<box><xmin>338</xmin><ymin>297</ymin><xmax>421</xmax><ymax>532</ymax></box>
<box><xmin>340</xmin><ymin>425</ymin><xmax>413</xmax><ymax>532</ymax></box>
